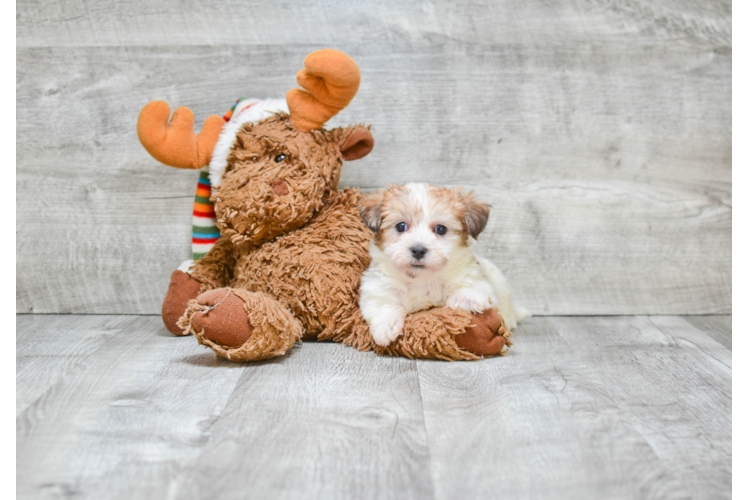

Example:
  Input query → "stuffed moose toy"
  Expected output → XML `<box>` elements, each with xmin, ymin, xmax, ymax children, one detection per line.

<box><xmin>137</xmin><ymin>49</ymin><xmax>511</xmax><ymax>361</ymax></box>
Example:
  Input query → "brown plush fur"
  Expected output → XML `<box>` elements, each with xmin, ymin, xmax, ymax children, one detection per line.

<box><xmin>198</xmin><ymin>189</ymin><xmax>373</xmax><ymax>341</ymax></box>
<box><xmin>177</xmin><ymin>112</ymin><xmax>509</xmax><ymax>361</ymax></box>
<box><xmin>212</xmin><ymin>114</ymin><xmax>345</xmax><ymax>247</ymax></box>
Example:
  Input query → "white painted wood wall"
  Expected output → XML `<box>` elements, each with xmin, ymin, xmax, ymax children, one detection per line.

<box><xmin>16</xmin><ymin>0</ymin><xmax>731</xmax><ymax>316</ymax></box>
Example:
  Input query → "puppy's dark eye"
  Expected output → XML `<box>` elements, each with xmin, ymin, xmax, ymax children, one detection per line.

<box><xmin>435</xmin><ymin>225</ymin><xmax>447</xmax><ymax>235</ymax></box>
<box><xmin>396</xmin><ymin>222</ymin><xmax>408</xmax><ymax>233</ymax></box>
<box><xmin>274</xmin><ymin>154</ymin><xmax>287</xmax><ymax>163</ymax></box>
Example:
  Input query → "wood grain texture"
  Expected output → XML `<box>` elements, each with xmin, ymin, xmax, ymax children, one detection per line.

<box><xmin>172</xmin><ymin>342</ymin><xmax>433</xmax><ymax>500</ymax></box>
<box><xmin>418</xmin><ymin>317</ymin><xmax>684</xmax><ymax>499</ymax></box>
<box><xmin>16</xmin><ymin>0</ymin><xmax>731</xmax><ymax>48</ymax></box>
<box><xmin>552</xmin><ymin>316</ymin><xmax>732</xmax><ymax>499</ymax></box>
<box><xmin>17</xmin><ymin>315</ymin><xmax>129</xmax><ymax>415</ymax></box>
<box><xmin>16</xmin><ymin>314</ymin><xmax>732</xmax><ymax>499</ymax></box>
<box><xmin>16</xmin><ymin>46</ymin><xmax>729</xmax><ymax>314</ymax></box>
<box><xmin>16</xmin><ymin>315</ymin><xmax>248</xmax><ymax>500</ymax></box>
<box><xmin>416</xmin><ymin>315</ymin><xmax>731</xmax><ymax>499</ymax></box>
<box><xmin>16</xmin><ymin>40</ymin><xmax>730</xmax><ymax>315</ymax></box>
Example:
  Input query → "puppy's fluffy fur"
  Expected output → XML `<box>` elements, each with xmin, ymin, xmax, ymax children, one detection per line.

<box><xmin>358</xmin><ymin>183</ymin><xmax>528</xmax><ymax>347</ymax></box>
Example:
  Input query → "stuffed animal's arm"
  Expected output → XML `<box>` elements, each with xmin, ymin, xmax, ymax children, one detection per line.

<box><xmin>188</xmin><ymin>236</ymin><xmax>237</xmax><ymax>289</ymax></box>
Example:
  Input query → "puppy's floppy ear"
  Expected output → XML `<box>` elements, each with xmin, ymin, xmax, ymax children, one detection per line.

<box><xmin>359</xmin><ymin>191</ymin><xmax>384</xmax><ymax>233</ymax></box>
<box><xmin>332</xmin><ymin>125</ymin><xmax>374</xmax><ymax>161</ymax></box>
<box><xmin>460</xmin><ymin>191</ymin><xmax>490</xmax><ymax>239</ymax></box>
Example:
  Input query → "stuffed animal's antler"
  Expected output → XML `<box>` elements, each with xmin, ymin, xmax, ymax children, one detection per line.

<box><xmin>137</xmin><ymin>101</ymin><xmax>224</xmax><ymax>169</ymax></box>
<box><xmin>286</xmin><ymin>49</ymin><xmax>361</xmax><ymax>132</ymax></box>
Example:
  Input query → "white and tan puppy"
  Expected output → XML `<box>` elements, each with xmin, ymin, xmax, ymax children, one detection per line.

<box><xmin>358</xmin><ymin>183</ymin><xmax>527</xmax><ymax>347</ymax></box>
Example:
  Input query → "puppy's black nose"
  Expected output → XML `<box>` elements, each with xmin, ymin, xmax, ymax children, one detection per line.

<box><xmin>411</xmin><ymin>246</ymin><xmax>428</xmax><ymax>260</ymax></box>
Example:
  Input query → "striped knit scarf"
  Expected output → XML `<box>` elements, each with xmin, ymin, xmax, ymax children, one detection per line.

<box><xmin>191</xmin><ymin>99</ymin><xmax>244</xmax><ymax>259</ymax></box>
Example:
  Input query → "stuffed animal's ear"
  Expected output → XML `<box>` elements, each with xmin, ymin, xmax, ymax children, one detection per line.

<box><xmin>460</xmin><ymin>192</ymin><xmax>490</xmax><ymax>239</ymax></box>
<box><xmin>358</xmin><ymin>191</ymin><xmax>384</xmax><ymax>233</ymax></box>
<box><xmin>339</xmin><ymin>125</ymin><xmax>374</xmax><ymax>161</ymax></box>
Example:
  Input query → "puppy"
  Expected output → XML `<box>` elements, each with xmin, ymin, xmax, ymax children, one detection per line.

<box><xmin>358</xmin><ymin>182</ymin><xmax>527</xmax><ymax>347</ymax></box>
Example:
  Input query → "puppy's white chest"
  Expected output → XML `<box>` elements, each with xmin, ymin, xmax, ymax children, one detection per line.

<box><xmin>401</xmin><ymin>277</ymin><xmax>449</xmax><ymax>313</ymax></box>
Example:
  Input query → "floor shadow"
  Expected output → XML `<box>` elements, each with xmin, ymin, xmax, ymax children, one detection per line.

<box><xmin>179</xmin><ymin>342</ymin><xmax>310</xmax><ymax>367</ymax></box>
<box><xmin>153</xmin><ymin>326</ymin><xmax>181</xmax><ymax>338</ymax></box>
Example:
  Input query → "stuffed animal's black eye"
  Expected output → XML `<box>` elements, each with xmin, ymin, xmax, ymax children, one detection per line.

<box><xmin>274</xmin><ymin>154</ymin><xmax>287</xmax><ymax>163</ymax></box>
<box><xmin>396</xmin><ymin>222</ymin><xmax>408</xmax><ymax>233</ymax></box>
<box><xmin>435</xmin><ymin>225</ymin><xmax>447</xmax><ymax>235</ymax></box>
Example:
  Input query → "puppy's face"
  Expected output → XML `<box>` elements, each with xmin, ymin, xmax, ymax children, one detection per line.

<box><xmin>359</xmin><ymin>183</ymin><xmax>490</xmax><ymax>276</ymax></box>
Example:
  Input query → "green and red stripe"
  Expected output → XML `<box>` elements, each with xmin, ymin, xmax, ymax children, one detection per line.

<box><xmin>190</xmin><ymin>99</ymin><xmax>250</xmax><ymax>260</ymax></box>
<box><xmin>191</xmin><ymin>167</ymin><xmax>218</xmax><ymax>260</ymax></box>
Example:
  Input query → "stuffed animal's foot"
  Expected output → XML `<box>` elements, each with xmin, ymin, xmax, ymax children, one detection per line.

<box><xmin>179</xmin><ymin>288</ymin><xmax>303</xmax><ymax>362</ymax></box>
<box><xmin>189</xmin><ymin>289</ymin><xmax>254</xmax><ymax>348</ymax></box>
<box><xmin>162</xmin><ymin>270</ymin><xmax>204</xmax><ymax>336</ymax></box>
<box><xmin>454</xmin><ymin>308</ymin><xmax>512</xmax><ymax>357</ymax></box>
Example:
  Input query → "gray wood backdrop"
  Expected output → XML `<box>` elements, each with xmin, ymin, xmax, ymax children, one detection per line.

<box><xmin>16</xmin><ymin>0</ymin><xmax>731</xmax><ymax>315</ymax></box>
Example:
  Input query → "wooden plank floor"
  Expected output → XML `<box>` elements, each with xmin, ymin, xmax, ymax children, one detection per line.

<box><xmin>16</xmin><ymin>314</ymin><xmax>731</xmax><ymax>499</ymax></box>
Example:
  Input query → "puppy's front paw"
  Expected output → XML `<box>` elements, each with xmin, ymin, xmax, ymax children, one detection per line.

<box><xmin>370</xmin><ymin>309</ymin><xmax>407</xmax><ymax>346</ymax></box>
<box><xmin>446</xmin><ymin>289</ymin><xmax>492</xmax><ymax>314</ymax></box>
